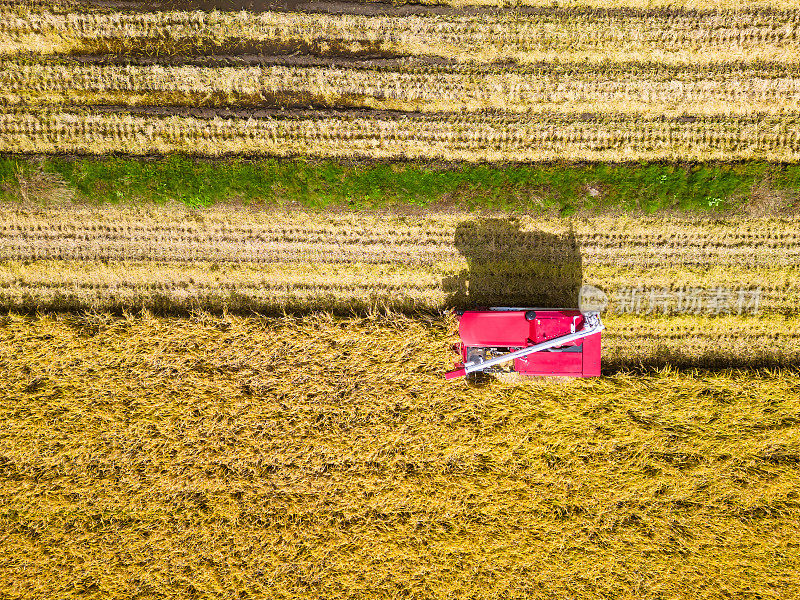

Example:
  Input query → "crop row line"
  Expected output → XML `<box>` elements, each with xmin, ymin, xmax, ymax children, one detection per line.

<box><xmin>6</xmin><ymin>10</ymin><xmax>800</xmax><ymax>34</ymax></box>
<box><xmin>8</xmin><ymin>108</ymin><xmax>800</xmax><ymax>126</ymax></box>
<box><xmin>1</xmin><ymin>221</ymin><xmax>799</xmax><ymax>254</ymax></box>
<box><xmin>1</xmin><ymin>277</ymin><xmax>792</xmax><ymax>307</ymax></box>
<box><xmin>4</xmin><ymin>217</ymin><xmax>798</xmax><ymax>235</ymax></box>
<box><xmin>11</xmin><ymin>62</ymin><xmax>800</xmax><ymax>90</ymax></box>
<box><xmin>6</xmin><ymin>63</ymin><xmax>800</xmax><ymax>117</ymax></box>
<box><xmin>0</xmin><ymin>251</ymin><xmax>797</xmax><ymax>308</ymax></box>
<box><xmin>0</xmin><ymin>272</ymin><xmax>797</xmax><ymax>323</ymax></box>
<box><xmin>2</xmin><ymin>210</ymin><xmax>796</xmax><ymax>237</ymax></box>
<box><xmin>13</xmin><ymin>106</ymin><xmax>800</xmax><ymax>124</ymax></box>
<box><xmin>4</xmin><ymin>111</ymin><xmax>800</xmax><ymax>159</ymax></box>
<box><xmin>31</xmin><ymin>54</ymin><xmax>800</xmax><ymax>74</ymax></box>
<box><xmin>9</xmin><ymin>1</ymin><xmax>800</xmax><ymax>12</ymax></box>
<box><xmin>6</xmin><ymin>11</ymin><xmax>800</xmax><ymax>65</ymax></box>
<box><xmin>2</xmin><ymin>248</ymin><xmax>795</xmax><ymax>268</ymax></box>
<box><xmin>5</xmin><ymin>226</ymin><xmax>799</xmax><ymax>244</ymax></box>
<box><xmin>2</xmin><ymin>243</ymin><xmax>798</xmax><ymax>267</ymax></box>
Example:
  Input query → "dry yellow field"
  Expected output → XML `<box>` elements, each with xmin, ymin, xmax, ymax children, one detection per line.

<box><xmin>2</xmin><ymin>1</ymin><xmax>800</xmax><ymax>597</ymax></box>
<box><xmin>1</xmin><ymin>310</ymin><xmax>799</xmax><ymax>599</ymax></box>
<box><xmin>7</xmin><ymin>62</ymin><xmax>800</xmax><ymax>118</ymax></box>
<box><xmin>5</xmin><ymin>10</ymin><xmax>800</xmax><ymax>66</ymax></box>
<box><xmin>7</xmin><ymin>110</ymin><xmax>800</xmax><ymax>161</ymax></box>
<box><xmin>0</xmin><ymin>177</ymin><xmax>798</xmax><ymax>598</ymax></box>
<box><xmin>4</xmin><ymin>3</ymin><xmax>800</xmax><ymax>159</ymax></box>
<box><xmin>7</xmin><ymin>0</ymin><xmax>800</xmax><ymax>9</ymax></box>
<box><xmin>0</xmin><ymin>204</ymin><xmax>797</xmax><ymax>368</ymax></box>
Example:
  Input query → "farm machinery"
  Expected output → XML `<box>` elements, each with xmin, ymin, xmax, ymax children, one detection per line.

<box><xmin>445</xmin><ymin>308</ymin><xmax>604</xmax><ymax>379</ymax></box>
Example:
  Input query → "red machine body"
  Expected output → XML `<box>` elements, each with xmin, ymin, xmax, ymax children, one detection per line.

<box><xmin>448</xmin><ymin>309</ymin><xmax>602</xmax><ymax>378</ymax></box>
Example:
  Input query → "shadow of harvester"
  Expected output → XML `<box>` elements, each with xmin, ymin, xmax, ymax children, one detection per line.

<box><xmin>444</xmin><ymin>218</ymin><xmax>583</xmax><ymax>310</ymax></box>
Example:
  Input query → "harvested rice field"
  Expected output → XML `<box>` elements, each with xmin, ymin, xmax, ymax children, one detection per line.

<box><xmin>5</xmin><ymin>1</ymin><xmax>800</xmax><ymax>159</ymax></box>
<box><xmin>0</xmin><ymin>201</ymin><xmax>798</xmax><ymax>369</ymax></box>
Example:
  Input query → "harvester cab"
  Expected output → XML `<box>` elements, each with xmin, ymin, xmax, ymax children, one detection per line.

<box><xmin>446</xmin><ymin>308</ymin><xmax>604</xmax><ymax>379</ymax></box>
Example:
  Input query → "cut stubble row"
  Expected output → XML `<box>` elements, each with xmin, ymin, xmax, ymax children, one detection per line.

<box><xmin>2</xmin><ymin>207</ymin><xmax>799</xmax><ymax>267</ymax></box>
<box><xmin>5</xmin><ymin>110</ymin><xmax>800</xmax><ymax>160</ymax></box>
<box><xmin>5</xmin><ymin>10</ymin><xmax>800</xmax><ymax>66</ymax></box>
<box><xmin>0</xmin><ymin>206</ymin><xmax>798</xmax><ymax>367</ymax></box>
<box><xmin>6</xmin><ymin>62</ymin><xmax>800</xmax><ymax>117</ymax></box>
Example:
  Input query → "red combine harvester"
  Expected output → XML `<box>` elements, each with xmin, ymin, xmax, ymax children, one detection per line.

<box><xmin>445</xmin><ymin>308</ymin><xmax>604</xmax><ymax>379</ymax></box>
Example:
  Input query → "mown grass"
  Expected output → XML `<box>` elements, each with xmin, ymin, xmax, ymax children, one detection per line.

<box><xmin>0</xmin><ymin>310</ymin><xmax>798</xmax><ymax>599</ymax></box>
<box><xmin>1</xmin><ymin>156</ymin><xmax>799</xmax><ymax>214</ymax></box>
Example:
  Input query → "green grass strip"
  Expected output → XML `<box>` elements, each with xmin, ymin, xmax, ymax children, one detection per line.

<box><xmin>1</xmin><ymin>156</ymin><xmax>799</xmax><ymax>214</ymax></box>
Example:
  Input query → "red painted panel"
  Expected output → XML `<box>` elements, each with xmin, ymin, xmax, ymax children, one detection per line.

<box><xmin>533</xmin><ymin>313</ymin><xmax>584</xmax><ymax>346</ymax></box>
<box><xmin>456</xmin><ymin>309</ymin><xmax>601</xmax><ymax>378</ymax></box>
<box><xmin>458</xmin><ymin>309</ymin><xmax>584</xmax><ymax>347</ymax></box>
<box><xmin>581</xmin><ymin>332</ymin><xmax>602</xmax><ymax>377</ymax></box>
<box><xmin>458</xmin><ymin>311</ymin><xmax>531</xmax><ymax>347</ymax></box>
<box><xmin>515</xmin><ymin>351</ymin><xmax>583</xmax><ymax>375</ymax></box>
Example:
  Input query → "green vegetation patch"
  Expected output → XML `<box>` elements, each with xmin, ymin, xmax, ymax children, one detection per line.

<box><xmin>1</xmin><ymin>156</ymin><xmax>799</xmax><ymax>214</ymax></box>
